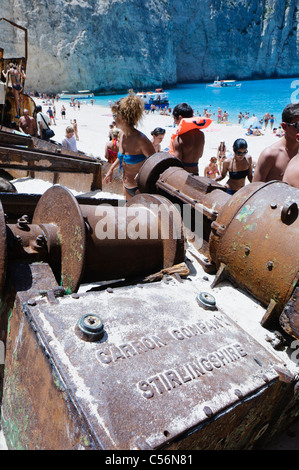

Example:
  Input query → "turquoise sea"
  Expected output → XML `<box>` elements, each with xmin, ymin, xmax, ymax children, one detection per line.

<box><xmin>94</xmin><ymin>77</ymin><xmax>299</xmax><ymax>125</ymax></box>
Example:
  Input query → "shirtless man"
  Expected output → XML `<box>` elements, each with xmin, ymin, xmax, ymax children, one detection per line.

<box><xmin>19</xmin><ymin>109</ymin><xmax>37</xmax><ymax>137</ymax></box>
<box><xmin>171</xmin><ymin>102</ymin><xmax>205</xmax><ymax>175</ymax></box>
<box><xmin>282</xmin><ymin>131</ymin><xmax>299</xmax><ymax>188</ymax></box>
<box><xmin>253</xmin><ymin>103</ymin><xmax>299</xmax><ymax>183</ymax></box>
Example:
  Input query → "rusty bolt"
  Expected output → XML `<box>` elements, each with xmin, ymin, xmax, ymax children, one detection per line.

<box><xmin>77</xmin><ymin>313</ymin><xmax>104</xmax><ymax>341</ymax></box>
<box><xmin>244</xmin><ymin>246</ymin><xmax>250</xmax><ymax>255</ymax></box>
<box><xmin>203</xmin><ymin>406</ymin><xmax>213</xmax><ymax>417</ymax></box>
<box><xmin>234</xmin><ymin>389</ymin><xmax>243</xmax><ymax>399</ymax></box>
<box><xmin>267</xmin><ymin>261</ymin><xmax>274</xmax><ymax>271</ymax></box>
<box><xmin>35</xmin><ymin>235</ymin><xmax>45</xmax><ymax>246</ymax></box>
<box><xmin>17</xmin><ymin>215</ymin><xmax>29</xmax><ymax>230</ymax></box>
<box><xmin>270</xmin><ymin>203</ymin><xmax>277</xmax><ymax>209</ymax></box>
<box><xmin>196</xmin><ymin>292</ymin><xmax>216</xmax><ymax>310</ymax></box>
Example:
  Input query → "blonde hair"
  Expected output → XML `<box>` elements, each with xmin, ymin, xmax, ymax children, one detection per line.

<box><xmin>66</xmin><ymin>126</ymin><xmax>74</xmax><ymax>134</ymax></box>
<box><xmin>111</xmin><ymin>90</ymin><xmax>144</xmax><ymax>127</ymax></box>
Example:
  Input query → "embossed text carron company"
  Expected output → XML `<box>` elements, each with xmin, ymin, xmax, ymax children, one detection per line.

<box><xmin>95</xmin><ymin>315</ymin><xmax>229</xmax><ymax>366</ymax></box>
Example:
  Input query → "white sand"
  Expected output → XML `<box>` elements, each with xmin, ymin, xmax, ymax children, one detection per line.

<box><xmin>34</xmin><ymin>96</ymin><xmax>278</xmax><ymax>170</ymax></box>
<box><xmin>12</xmin><ymin>96</ymin><xmax>279</xmax><ymax>195</ymax></box>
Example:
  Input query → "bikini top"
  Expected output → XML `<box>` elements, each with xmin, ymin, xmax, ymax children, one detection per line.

<box><xmin>229</xmin><ymin>157</ymin><xmax>249</xmax><ymax>180</ymax></box>
<box><xmin>117</xmin><ymin>151</ymin><xmax>146</xmax><ymax>172</ymax></box>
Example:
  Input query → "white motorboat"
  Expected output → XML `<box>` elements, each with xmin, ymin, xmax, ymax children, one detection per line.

<box><xmin>207</xmin><ymin>79</ymin><xmax>241</xmax><ymax>88</ymax></box>
<box><xmin>58</xmin><ymin>90</ymin><xmax>94</xmax><ymax>100</ymax></box>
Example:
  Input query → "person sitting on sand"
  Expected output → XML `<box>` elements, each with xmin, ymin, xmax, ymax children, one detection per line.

<box><xmin>104</xmin><ymin>129</ymin><xmax>120</xmax><ymax>163</ymax></box>
<box><xmin>151</xmin><ymin>127</ymin><xmax>166</xmax><ymax>152</ymax></box>
<box><xmin>103</xmin><ymin>90</ymin><xmax>155</xmax><ymax>199</ymax></box>
<box><xmin>253</xmin><ymin>103</ymin><xmax>299</xmax><ymax>182</ymax></box>
<box><xmin>204</xmin><ymin>157</ymin><xmax>219</xmax><ymax>179</ymax></box>
<box><xmin>61</xmin><ymin>126</ymin><xmax>78</xmax><ymax>152</ymax></box>
<box><xmin>215</xmin><ymin>138</ymin><xmax>253</xmax><ymax>195</ymax></box>
<box><xmin>169</xmin><ymin>102</ymin><xmax>205</xmax><ymax>175</ymax></box>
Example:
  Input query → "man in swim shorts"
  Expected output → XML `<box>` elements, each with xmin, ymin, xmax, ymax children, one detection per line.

<box><xmin>253</xmin><ymin>103</ymin><xmax>299</xmax><ymax>182</ymax></box>
<box><xmin>171</xmin><ymin>102</ymin><xmax>205</xmax><ymax>175</ymax></box>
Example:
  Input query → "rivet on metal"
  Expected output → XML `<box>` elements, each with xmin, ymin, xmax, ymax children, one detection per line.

<box><xmin>234</xmin><ymin>389</ymin><xmax>243</xmax><ymax>399</ymax></box>
<box><xmin>203</xmin><ymin>406</ymin><xmax>213</xmax><ymax>418</ymax></box>
<box><xmin>267</xmin><ymin>261</ymin><xmax>274</xmax><ymax>271</ymax></box>
<box><xmin>77</xmin><ymin>314</ymin><xmax>104</xmax><ymax>342</ymax></box>
<box><xmin>196</xmin><ymin>292</ymin><xmax>216</xmax><ymax>310</ymax></box>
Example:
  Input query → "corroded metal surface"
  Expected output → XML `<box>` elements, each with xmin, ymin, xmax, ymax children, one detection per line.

<box><xmin>15</xmin><ymin>282</ymin><xmax>289</xmax><ymax>450</ymax></box>
<box><xmin>0</xmin><ymin>186</ymin><xmax>185</xmax><ymax>293</ymax></box>
<box><xmin>137</xmin><ymin>152</ymin><xmax>184</xmax><ymax>194</ymax></box>
<box><xmin>32</xmin><ymin>185</ymin><xmax>86</xmax><ymax>293</ymax></box>
<box><xmin>209</xmin><ymin>181</ymin><xmax>299</xmax><ymax>336</ymax></box>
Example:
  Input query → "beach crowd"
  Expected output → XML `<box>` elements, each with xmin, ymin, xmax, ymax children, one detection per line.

<box><xmin>18</xmin><ymin>90</ymin><xmax>299</xmax><ymax>201</ymax></box>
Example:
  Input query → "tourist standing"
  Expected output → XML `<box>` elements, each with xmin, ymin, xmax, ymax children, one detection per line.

<box><xmin>215</xmin><ymin>138</ymin><xmax>253</xmax><ymax>195</ymax></box>
<box><xmin>103</xmin><ymin>90</ymin><xmax>155</xmax><ymax>199</ymax></box>
<box><xmin>61</xmin><ymin>105</ymin><xmax>66</xmax><ymax>119</ymax></box>
<box><xmin>169</xmin><ymin>102</ymin><xmax>206</xmax><ymax>175</ymax></box>
<box><xmin>253</xmin><ymin>103</ymin><xmax>299</xmax><ymax>182</ymax></box>
<box><xmin>151</xmin><ymin>127</ymin><xmax>166</xmax><ymax>152</ymax></box>
<box><xmin>19</xmin><ymin>109</ymin><xmax>37</xmax><ymax>137</ymax></box>
<box><xmin>36</xmin><ymin>105</ymin><xmax>51</xmax><ymax>140</ymax></box>
<box><xmin>61</xmin><ymin>126</ymin><xmax>78</xmax><ymax>152</ymax></box>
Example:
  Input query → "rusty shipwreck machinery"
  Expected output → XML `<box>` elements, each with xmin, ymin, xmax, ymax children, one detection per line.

<box><xmin>0</xmin><ymin>19</ymin><xmax>103</xmax><ymax>193</ymax></box>
<box><xmin>0</xmin><ymin>176</ymin><xmax>299</xmax><ymax>450</ymax></box>
<box><xmin>0</xmin><ymin>18</ymin><xmax>35</xmax><ymax>128</ymax></box>
<box><xmin>137</xmin><ymin>152</ymin><xmax>299</xmax><ymax>341</ymax></box>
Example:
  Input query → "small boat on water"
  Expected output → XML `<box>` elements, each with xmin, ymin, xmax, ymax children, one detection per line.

<box><xmin>58</xmin><ymin>90</ymin><xmax>94</xmax><ymax>100</ymax></box>
<box><xmin>207</xmin><ymin>78</ymin><xmax>241</xmax><ymax>88</ymax></box>
<box><xmin>136</xmin><ymin>89</ymin><xmax>169</xmax><ymax>110</ymax></box>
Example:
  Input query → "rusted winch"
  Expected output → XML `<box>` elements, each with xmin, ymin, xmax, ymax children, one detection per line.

<box><xmin>138</xmin><ymin>153</ymin><xmax>299</xmax><ymax>340</ymax></box>
<box><xmin>209</xmin><ymin>180</ymin><xmax>299</xmax><ymax>339</ymax></box>
<box><xmin>1</xmin><ymin>185</ymin><xmax>185</xmax><ymax>294</ymax></box>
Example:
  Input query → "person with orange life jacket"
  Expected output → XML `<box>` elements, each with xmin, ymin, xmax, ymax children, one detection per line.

<box><xmin>169</xmin><ymin>103</ymin><xmax>212</xmax><ymax>175</ymax></box>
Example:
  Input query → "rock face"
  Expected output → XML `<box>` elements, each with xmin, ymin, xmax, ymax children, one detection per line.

<box><xmin>1</xmin><ymin>0</ymin><xmax>298</xmax><ymax>93</ymax></box>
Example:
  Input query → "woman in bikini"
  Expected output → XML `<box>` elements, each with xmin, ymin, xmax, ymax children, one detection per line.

<box><xmin>204</xmin><ymin>157</ymin><xmax>219</xmax><ymax>179</ymax></box>
<box><xmin>215</xmin><ymin>138</ymin><xmax>253</xmax><ymax>195</ymax></box>
<box><xmin>103</xmin><ymin>91</ymin><xmax>155</xmax><ymax>199</ymax></box>
<box><xmin>104</xmin><ymin>129</ymin><xmax>120</xmax><ymax>163</ymax></box>
<box><xmin>3</xmin><ymin>63</ymin><xmax>25</xmax><ymax>118</ymax></box>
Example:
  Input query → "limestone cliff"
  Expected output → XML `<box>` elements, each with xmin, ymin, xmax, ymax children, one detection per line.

<box><xmin>1</xmin><ymin>0</ymin><xmax>298</xmax><ymax>93</ymax></box>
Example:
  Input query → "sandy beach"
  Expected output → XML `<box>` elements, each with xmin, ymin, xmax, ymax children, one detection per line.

<box><xmin>12</xmin><ymin>96</ymin><xmax>279</xmax><ymax>196</ymax></box>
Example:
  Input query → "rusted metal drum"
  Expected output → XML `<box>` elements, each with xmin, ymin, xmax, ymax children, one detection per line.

<box><xmin>80</xmin><ymin>193</ymin><xmax>185</xmax><ymax>284</ymax></box>
<box><xmin>137</xmin><ymin>152</ymin><xmax>184</xmax><ymax>194</ymax></box>
<box><xmin>209</xmin><ymin>181</ymin><xmax>299</xmax><ymax>319</ymax></box>
<box><xmin>8</xmin><ymin>186</ymin><xmax>185</xmax><ymax>293</ymax></box>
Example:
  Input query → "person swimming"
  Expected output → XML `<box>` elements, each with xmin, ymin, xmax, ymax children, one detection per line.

<box><xmin>103</xmin><ymin>90</ymin><xmax>155</xmax><ymax>199</ymax></box>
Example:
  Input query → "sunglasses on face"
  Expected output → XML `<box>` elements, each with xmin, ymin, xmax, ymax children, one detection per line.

<box><xmin>236</xmin><ymin>149</ymin><xmax>248</xmax><ymax>156</ymax></box>
<box><xmin>286</xmin><ymin>122</ymin><xmax>299</xmax><ymax>130</ymax></box>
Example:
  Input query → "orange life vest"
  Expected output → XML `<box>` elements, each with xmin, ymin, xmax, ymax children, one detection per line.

<box><xmin>169</xmin><ymin>117</ymin><xmax>213</xmax><ymax>155</ymax></box>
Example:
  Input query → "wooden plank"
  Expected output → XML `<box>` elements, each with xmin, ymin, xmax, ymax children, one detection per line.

<box><xmin>0</xmin><ymin>146</ymin><xmax>101</xmax><ymax>175</ymax></box>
